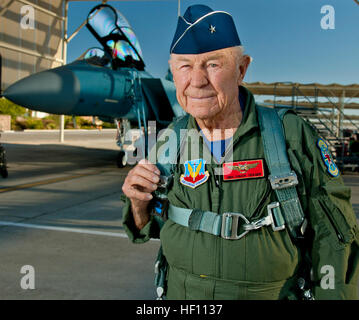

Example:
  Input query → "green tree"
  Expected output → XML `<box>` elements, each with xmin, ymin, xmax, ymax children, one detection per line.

<box><xmin>0</xmin><ymin>97</ymin><xmax>26</xmax><ymax>117</ymax></box>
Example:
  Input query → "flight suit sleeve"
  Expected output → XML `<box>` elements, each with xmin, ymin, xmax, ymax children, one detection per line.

<box><xmin>121</xmin><ymin>119</ymin><xmax>181</xmax><ymax>244</ymax></box>
<box><xmin>121</xmin><ymin>194</ymin><xmax>160</xmax><ymax>243</ymax></box>
<box><xmin>283</xmin><ymin>113</ymin><xmax>359</xmax><ymax>300</ymax></box>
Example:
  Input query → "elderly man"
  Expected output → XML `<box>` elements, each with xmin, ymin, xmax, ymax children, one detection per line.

<box><xmin>122</xmin><ymin>5</ymin><xmax>359</xmax><ymax>300</ymax></box>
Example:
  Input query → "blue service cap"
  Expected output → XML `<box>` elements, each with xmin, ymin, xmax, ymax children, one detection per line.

<box><xmin>170</xmin><ymin>4</ymin><xmax>241</xmax><ymax>54</ymax></box>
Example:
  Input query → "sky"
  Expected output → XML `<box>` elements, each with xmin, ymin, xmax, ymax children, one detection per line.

<box><xmin>67</xmin><ymin>0</ymin><xmax>359</xmax><ymax>87</ymax></box>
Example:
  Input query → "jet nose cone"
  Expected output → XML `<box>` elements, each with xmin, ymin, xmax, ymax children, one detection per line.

<box><xmin>4</xmin><ymin>67</ymin><xmax>80</xmax><ymax>114</ymax></box>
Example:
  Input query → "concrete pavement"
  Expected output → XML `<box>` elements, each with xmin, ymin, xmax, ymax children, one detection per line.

<box><xmin>0</xmin><ymin>130</ymin><xmax>159</xmax><ymax>300</ymax></box>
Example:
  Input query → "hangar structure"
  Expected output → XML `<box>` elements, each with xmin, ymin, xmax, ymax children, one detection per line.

<box><xmin>0</xmin><ymin>0</ymin><xmax>118</xmax><ymax>93</ymax></box>
<box><xmin>0</xmin><ymin>0</ymin><xmax>121</xmax><ymax>137</ymax></box>
<box><xmin>1</xmin><ymin>0</ymin><xmax>65</xmax><ymax>92</ymax></box>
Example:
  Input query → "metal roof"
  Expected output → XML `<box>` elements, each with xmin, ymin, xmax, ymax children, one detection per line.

<box><xmin>243</xmin><ymin>82</ymin><xmax>359</xmax><ymax>98</ymax></box>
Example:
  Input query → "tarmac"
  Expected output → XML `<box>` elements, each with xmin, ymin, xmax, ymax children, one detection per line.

<box><xmin>0</xmin><ymin>129</ymin><xmax>159</xmax><ymax>300</ymax></box>
<box><xmin>0</xmin><ymin>129</ymin><xmax>358</xmax><ymax>300</ymax></box>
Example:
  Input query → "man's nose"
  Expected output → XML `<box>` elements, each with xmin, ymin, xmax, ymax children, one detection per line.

<box><xmin>190</xmin><ymin>67</ymin><xmax>208</xmax><ymax>87</ymax></box>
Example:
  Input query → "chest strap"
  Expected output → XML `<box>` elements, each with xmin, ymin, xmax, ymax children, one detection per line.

<box><xmin>168</xmin><ymin>203</ymin><xmax>285</xmax><ymax>240</ymax></box>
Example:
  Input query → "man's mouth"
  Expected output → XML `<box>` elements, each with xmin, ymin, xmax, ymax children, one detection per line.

<box><xmin>188</xmin><ymin>95</ymin><xmax>216</xmax><ymax>100</ymax></box>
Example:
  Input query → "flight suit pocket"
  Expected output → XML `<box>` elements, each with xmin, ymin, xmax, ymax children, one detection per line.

<box><xmin>313</xmin><ymin>196</ymin><xmax>357</xmax><ymax>250</ymax></box>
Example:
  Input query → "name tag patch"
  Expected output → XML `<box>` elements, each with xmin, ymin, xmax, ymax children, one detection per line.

<box><xmin>223</xmin><ymin>159</ymin><xmax>265</xmax><ymax>181</ymax></box>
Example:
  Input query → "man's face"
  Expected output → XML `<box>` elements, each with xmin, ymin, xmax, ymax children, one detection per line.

<box><xmin>170</xmin><ymin>47</ymin><xmax>249</xmax><ymax>121</ymax></box>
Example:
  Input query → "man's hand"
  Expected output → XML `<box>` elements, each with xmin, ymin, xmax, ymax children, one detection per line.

<box><xmin>122</xmin><ymin>159</ymin><xmax>160</xmax><ymax>230</ymax></box>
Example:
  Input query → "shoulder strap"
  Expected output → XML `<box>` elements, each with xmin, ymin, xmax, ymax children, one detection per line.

<box><xmin>276</xmin><ymin>107</ymin><xmax>294</xmax><ymax>121</ymax></box>
<box><xmin>256</xmin><ymin>105</ymin><xmax>306</xmax><ymax>239</ymax></box>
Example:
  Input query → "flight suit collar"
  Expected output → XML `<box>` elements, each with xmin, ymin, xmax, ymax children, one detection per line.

<box><xmin>232</xmin><ymin>86</ymin><xmax>258</xmax><ymax>144</ymax></box>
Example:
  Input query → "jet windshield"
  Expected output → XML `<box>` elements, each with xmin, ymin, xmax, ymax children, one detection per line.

<box><xmin>87</xmin><ymin>5</ymin><xmax>143</xmax><ymax>63</ymax></box>
<box><xmin>77</xmin><ymin>48</ymin><xmax>111</xmax><ymax>67</ymax></box>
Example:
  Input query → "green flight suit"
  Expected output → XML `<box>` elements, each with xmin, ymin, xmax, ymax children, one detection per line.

<box><xmin>122</xmin><ymin>86</ymin><xmax>359</xmax><ymax>300</ymax></box>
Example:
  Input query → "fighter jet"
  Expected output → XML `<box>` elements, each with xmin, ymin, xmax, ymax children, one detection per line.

<box><xmin>3</xmin><ymin>4</ymin><xmax>186</xmax><ymax>167</ymax></box>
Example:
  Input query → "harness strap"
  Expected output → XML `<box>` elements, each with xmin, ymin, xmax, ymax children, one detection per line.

<box><xmin>168</xmin><ymin>205</ymin><xmax>222</xmax><ymax>235</ymax></box>
<box><xmin>168</xmin><ymin>203</ymin><xmax>285</xmax><ymax>240</ymax></box>
<box><xmin>256</xmin><ymin>105</ymin><xmax>306</xmax><ymax>239</ymax></box>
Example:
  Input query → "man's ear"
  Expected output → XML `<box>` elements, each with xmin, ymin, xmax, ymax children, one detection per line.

<box><xmin>238</xmin><ymin>55</ymin><xmax>251</xmax><ymax>85</ymax></box>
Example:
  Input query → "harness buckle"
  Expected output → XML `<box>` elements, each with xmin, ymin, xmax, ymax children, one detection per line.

<box><xmin>269</xmin><ymin>171</ymin><xmax>298</xmax><ymax>190</ymax></box>
<box><xmin>154</xmin><ymin>175</ymin><xmax>173</xmax><ymax>200</ymax></box>
<box><xmin>242</xmin><ymin>202</ymin><xmax>285</xmax><ymax>232</ymax></box>
<box><xmin>267</xmin><ymin>202</ymin><xmax>286</xmax><ymax>231</ymax></box>
<box><xmin>221</xmin><ymin>213</ymin><xmax>249</xmax><ymax>240</ymax></box>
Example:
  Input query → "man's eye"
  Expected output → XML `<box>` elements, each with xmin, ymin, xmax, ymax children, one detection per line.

<box><xmin>208</xmin><ymin>63</ymin><xmax>218</xmax><ymax>68</ymax></box>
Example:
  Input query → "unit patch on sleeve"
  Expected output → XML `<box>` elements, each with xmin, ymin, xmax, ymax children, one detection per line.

<box><xmin>223</xmin><ymin>159</ymin><xmax>265</xmax><ymax>181</ymax></box>
<box><xmin>317</xmin><ymin>138</ymin><xmax>339</xmax><ymax>177</ymax></box>
<box><xmin>180</xmin><ymin>159</ymin><xmax>209</xmax><ymax>189</ymax></box>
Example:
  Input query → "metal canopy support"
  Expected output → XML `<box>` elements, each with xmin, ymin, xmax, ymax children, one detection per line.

<box><xmin>59</xmin><ymin>0</ymin><xmax>69</xmax><ymax>143</ymax></box>
<box><xmin>66</xmin><ymin>18</ymin><xmax>88</xmax><ymax>43</ymax></box>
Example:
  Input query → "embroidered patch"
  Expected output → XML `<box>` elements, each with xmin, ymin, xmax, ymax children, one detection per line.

<box><xmin>223</xmin><ymin>159</ymin><xmax>265</xmax><ymax>181</ymax></box>
<box><xmin>180</xmin><ymin>159</ymin><xmax>209</xmax><ymax>189</ymax></box>
<box><xmin>317</xmin><ymin>138</ymin><xmax>339</xmax><ymax>177</ymax></box>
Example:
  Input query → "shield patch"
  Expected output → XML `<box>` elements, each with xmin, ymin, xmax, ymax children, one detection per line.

<box><xmin>180</xmin><ymin>159</ymin><xmax>209</xmax><ymax>189</ymax></box>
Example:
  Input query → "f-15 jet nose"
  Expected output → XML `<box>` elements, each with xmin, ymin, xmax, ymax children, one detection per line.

<box><xmin>4</xmin><ymin>67</ymin><xmax>80</xmax><ymax>114</ymax></box>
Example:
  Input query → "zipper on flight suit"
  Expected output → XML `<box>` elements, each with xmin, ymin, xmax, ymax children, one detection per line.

<box><xmin>214</xmin><ymin>176</ymin><xmax>220</xmax><ymax>188</ymax></box>
<box><xmin>317</xmin><ymin>200</ymin><xmax>345</xmax><ymax>243</ymax></box>
<box><xmin>212</xmin><ymin>164</ymin><xmax>223</xmax><ymax>279</ymax></box>
<box><xmin>214</xmin><ymin>165</ymin><xmax>222</xmax><ymax>212</ymax></box>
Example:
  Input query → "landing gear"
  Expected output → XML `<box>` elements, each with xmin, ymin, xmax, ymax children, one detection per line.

<box><xmin>117</xmin><ymin>150</ymin><xmax>127</xmax><ymax>168</ymax></box>
<box><xmin>114</xmin><ymin>118</ymin><xmax>144</xmax><ymax>168</ymax></box>
<box><xmin>115</xmin><ymin>119</ymin><xmax>131</xmax><ymax>168</ymax></box>
<box><xmin>0</xmin><ymin>145</ymin><xmax>8</xmax><ymax>178</ymax></box>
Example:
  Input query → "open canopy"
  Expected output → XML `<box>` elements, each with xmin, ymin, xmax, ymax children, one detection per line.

<box><xmin>86</xmin><ymin>4</ymin><xmax>145</xmax><ymax>70</ymax></box>
<box><xmin>76</xmin><ymin>47</ymin><xmax>112</xmax><ymax>67</ymax></box>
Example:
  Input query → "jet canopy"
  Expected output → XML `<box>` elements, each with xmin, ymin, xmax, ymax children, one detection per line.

<box><xmin>77</xmin><ymin>47</ymin><xmax>112</xmax><ymax>67</ymax></box>
<box><xmin>86</xmin><ymin>4</ymin><xmax>145</xmax><ymax>70</ymax></box>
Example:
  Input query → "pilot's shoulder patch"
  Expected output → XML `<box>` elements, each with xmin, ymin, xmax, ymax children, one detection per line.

<box><xmin>316</xmin><ymin>138</ymin><xmax>339</xmax><ymax>177</ymax></box>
